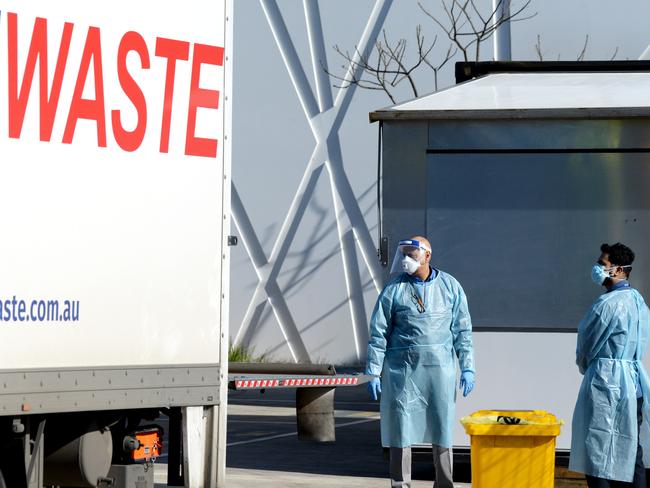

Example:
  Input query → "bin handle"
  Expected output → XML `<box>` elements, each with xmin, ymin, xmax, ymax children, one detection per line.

<box><xmin>497</xmin><ymin>416</ymin><xmax>522</xmax><ymax>425</ymax></box>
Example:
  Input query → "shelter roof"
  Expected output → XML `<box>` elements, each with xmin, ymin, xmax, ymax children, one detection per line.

<box><xmin>369</xmin><ymin>72</ymin><xmax>650</xmax><ymax>121</ymax></box>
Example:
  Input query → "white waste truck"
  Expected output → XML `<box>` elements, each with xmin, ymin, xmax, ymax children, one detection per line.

<box><xmin>0</xmin><ymin>1</ymin><xmax>232</xmax><ymax>487</ymax></box>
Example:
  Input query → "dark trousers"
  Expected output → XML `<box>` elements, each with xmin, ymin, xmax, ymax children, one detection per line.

<box><xmin>586</xmin><ymin>398</ymin><xmax>646</xmax><ymax>488</ymax></box>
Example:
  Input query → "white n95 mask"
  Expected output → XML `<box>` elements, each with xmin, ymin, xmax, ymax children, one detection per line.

<box><xmin>401</xmin><ymin>255</ymin><xmax>421</xmax><ymax>275</ymax></box>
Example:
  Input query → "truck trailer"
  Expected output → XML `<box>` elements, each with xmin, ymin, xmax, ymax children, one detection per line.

<box><xmin>370</xmin><ymin>63</ymin><xmax>650</xmax><ymax>454</ymax></box>
<box><xmin>0</xmin><ymin>1</ymin><xmax>232</xmax><ymax>487</ymax></box>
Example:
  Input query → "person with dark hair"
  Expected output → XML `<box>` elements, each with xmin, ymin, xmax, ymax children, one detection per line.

<box><xmin>600</xmin><ymin>243</ymin><xmax>635</xmax><ymax>274</ymax></box>
<box><xmin>570</xmin><ymin>242</ymin><xmax>650</xmax><ymax>487</ymax></box>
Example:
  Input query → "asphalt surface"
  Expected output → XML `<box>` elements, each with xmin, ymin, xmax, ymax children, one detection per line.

<box><xmin>153</xmin><ymin>384</ymin><xmax>472</xmax><ymax>487</ymax></box>
<box><xmin>228</xmin><ymin>386</ymin><xmax>384</xmax><ymax>476</ymax></box>
<box><xmin>225</xmin><ymin>385</ymin><xmax>471</xmax><ymax>487</ymax></box>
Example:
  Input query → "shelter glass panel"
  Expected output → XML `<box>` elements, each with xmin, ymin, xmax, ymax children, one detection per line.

<box><xmin>425</xmin><ymin>151</ymin><xmax>650</xmax><ymax>330</ymax></box>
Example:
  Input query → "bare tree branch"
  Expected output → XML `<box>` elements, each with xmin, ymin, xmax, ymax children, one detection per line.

<box><xmin>327</xmin><ymin>0</ymin><xmax>537</xmax><ymax>103</ymax></box>
<box><xmin>577</xmin><ymin>34</ymin><xmax>589</xmax><ymax>61</ymax></box>
<box><xmin>534</xmin><ymin>34</ymin><xmax>543</xmax><ymax>61</ymax></box>
<box><xmin>327</xmin><ymin>0</ymin><xmax>618</xmax><ymax>106</ymax></box>
<box><xmin>324</xmin><ymin>25</ymin><xmax>456</xmax><ymax>102</ymax></box>
<box><xmin>534</xmin><ymin>34</ymin><xmax>595</xmax><ymax>62</ymax></box>
<box><xmin>418</xmin><ymin>0</ymin><xmax>535</xmax><ymax>63</ymax></box>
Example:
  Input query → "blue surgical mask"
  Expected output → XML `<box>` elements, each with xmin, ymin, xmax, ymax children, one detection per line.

<box><xmin>591</xmin><ymin>264</ymin><xmax>610</xmax><ymax>286</ymax></box>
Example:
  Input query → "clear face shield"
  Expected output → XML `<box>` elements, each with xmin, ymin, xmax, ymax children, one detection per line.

<box><xmin>390</xmin><ymin>239</ymin><xmax>431</xmax><ymax>275</ymax></box>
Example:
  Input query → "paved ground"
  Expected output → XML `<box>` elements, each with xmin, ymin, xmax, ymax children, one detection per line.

<box><xmin>226</xmin><ymin>385</ymin><xmax>471</xmax><ymax>487</ymax></box>
<box><xmin>154</xmin><ymin>384</ymin><xmax>471</xmax><ymax>487</ymax></box>
<box><xmin>151</xmin><ymin>384</ymin><xmax>589</xmax><ymax>487</ymax></box>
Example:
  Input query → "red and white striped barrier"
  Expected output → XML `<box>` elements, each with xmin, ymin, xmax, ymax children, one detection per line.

<box><xmin>233</xmin><ymin>376</ymin><xmax>360</xmax><ymax>390</ymax></box>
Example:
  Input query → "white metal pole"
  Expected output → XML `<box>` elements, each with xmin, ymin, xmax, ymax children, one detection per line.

<box><xmin>639</xmin><ymin>44</ymin><xmax>650</xmax><ymax>60</ymax></box>
<box><xmin>492</xmin><ymin>0</ymin><xmax>512</xmax><ymax>61</ymax></box>
<box><xmin>304</xmin><ymin>1</ymin><xmax>334</xmax><ymax>112</ymax></box>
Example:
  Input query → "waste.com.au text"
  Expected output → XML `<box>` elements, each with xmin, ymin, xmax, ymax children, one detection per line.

<box><xmin>0</xmin><ymin>296</ymin><xmax>79</xmax><ymax>322</ymax></box>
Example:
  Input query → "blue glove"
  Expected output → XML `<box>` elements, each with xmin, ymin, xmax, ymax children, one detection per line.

<box><xmin>367</xmin><ymin>377</ymin><xmax>381</xmax><ymax>401</ymax></box>
<box><xmin>460</xmin><ymin>370</ymin><xmax>475</xmax><ymax>397</ymax></box>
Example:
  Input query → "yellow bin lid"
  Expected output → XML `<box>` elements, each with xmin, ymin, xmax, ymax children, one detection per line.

<box><xmin>461</xmin><ymin>410</ymin><xmax>563</xmax><ymax>437</ymax></box>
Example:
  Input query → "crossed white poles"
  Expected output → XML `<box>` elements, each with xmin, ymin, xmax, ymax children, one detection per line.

<box><xmin>232</xmin><ymin>0</ymin><xmax>393</xmax><ymax>363</ymax></box>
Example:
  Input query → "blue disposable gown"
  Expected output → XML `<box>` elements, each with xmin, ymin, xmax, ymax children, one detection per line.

<box><xmin>569</xmin><ymin>288</ymin><xmax>650</xmax><ymax>482</ymax></box>
<box><xmin>366</xmin><ymin>269</ymin><xmax>474</xmax><ymax>448</ymax></box>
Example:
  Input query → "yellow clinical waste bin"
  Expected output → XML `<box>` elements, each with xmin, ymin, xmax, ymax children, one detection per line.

<box><xmin>461</xmin><ymin>410</ymin><xmax>562</xmax><ymax>488</ymax></box>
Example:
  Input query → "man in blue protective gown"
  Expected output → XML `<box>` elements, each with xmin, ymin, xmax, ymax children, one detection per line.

<box><xmin>365</xmin><ymin>236</ymin><xmax>475</xmax><ymax>488</ymax></box>
<box><xmin>570</xmin><ymin>243</ymin><xmax>650</xmax><ymax>487</ymax></box>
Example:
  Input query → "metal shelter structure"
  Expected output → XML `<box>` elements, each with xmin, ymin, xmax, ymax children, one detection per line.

<box><xmin>371</xmin><ymin>69</ymin><xmax>650</xmax><ymax>449</ymax></box>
